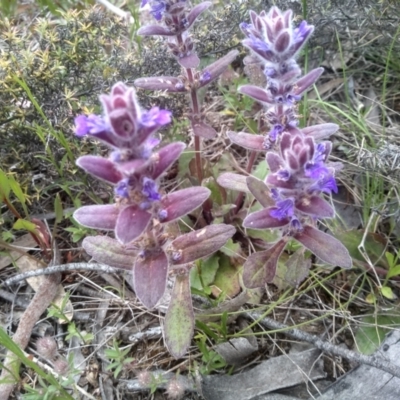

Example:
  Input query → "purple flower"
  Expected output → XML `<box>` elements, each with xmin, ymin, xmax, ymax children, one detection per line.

<box><xmin>142</xmin><ymin>177</ymin><xmax>161</xmax><ymax>202</ymax></box>
<box><xmin>75</xmin><ymin>114</ymin><xmax>109</xmax><ymax>137</ymax></box>
<box><xmin>270</xmin><ymin>198</ymin><xmax>294</xmax><ymax>220</ymax></box>
<box><xmin>141</xmin><ymin>107</ymin><xmax>172</xmax><ymax>128</ymax></box>
<box><xmin>115</xmin><ymin>178</ymin><xmax>130</xmax><ymax>198</ymax></box>
<box><xmin>311</xmin><ymin>175</ymin><xmax>338</xmax><ymax>194</ymax></box>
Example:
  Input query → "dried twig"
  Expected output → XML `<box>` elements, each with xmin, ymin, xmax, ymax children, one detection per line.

<box><xmin>246</xmin><ymin>311</ymin><xmax>400</xmax><ymax>379</ymax></box>
<box><xmin>1</xmin><ymin>263</ymin><xmax>126</xmax><ymax>288</ymax></box>
<box><xmin>0</xmin><ymin>273</ymin><xmax>61</xmax><ymax>399</ymax></box>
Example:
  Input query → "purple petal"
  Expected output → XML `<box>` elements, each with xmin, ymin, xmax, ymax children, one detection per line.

<box><xmin>186</xmin><ymin>1</ymin><xmax>212</xmax><ymax>30</ymax></box>
<box><xmin>137</xmin><ymin>25</ymin><xmax>174</xmax><ymax>36</ymax></box>
<box><xmin>134</xmin><ymin>76</ymin><xmax>186</xmax><ymax>92</ymax></box>
<box><xmin>295</xmin><ymin>196</ymin><xmax>335</xmax><ymax>218</ymax></box>
<box><xmin>134</xmin><ymin>250</ymin><xmax>168</xmax><ymax>309</ymax></box>
<box><xmin>142</xmin><ymin>177</ymin><xmax>160</xmax><ymax>202</ymax></box>
<box><xmin>159</xmin><ymin>187</ymin><xmax>210</xmax><ymax>223</ymax></box>
<box><xmin>115</xmin><ymin>205</ymin><xmax>151</xmax><ymax>244</ymax></box>
<box><xmin>294</xmin><ymin>226</ymin><xmax>352</xmax><ymax>268</ymax></box>
<box><xmin>75</xmin><ymin>114</ymin><xmax>109</xmax><ymax>137</ymax></box>
<box><xmin>270</xmin><ymin>198</ymin><xmax>295</xmax><ymax>220</ymax></box>
<box><xmin>151</xmin><ymin>142</ymin><xmax>186</xmax><ymax>179</ymax></box>
<box><xmin>73</xmin><ymin>205</ymin><xmax>119</xmax><ymax>230</ymax></box>
<box><xmin>76</xmin><ymin>156</ymin><xmax>122</xmax><ymax>184</ymax></box>
<box><xmin>310</xmin><ymin>175</ymin><xmax>338</xmax><ymax>194</ymax></box>
<box><xmin>141</xmin><ymin>107</ymin><xmax>172</xmax><ymax>128</ymax></box>
<box><xmin>243</xmin><ymin>208</ymin><xmax>290</xmax><ymax>229</ymax></box>
<box><xmin>243</xmin><ymin>240</ymin><xmax>287</xmax><ymax>288</ymax></box>
<box><xmin>227</xmin><ymin>131</ymin><xmax>264</xmax><ymax>151</ymax></box>
<box><xmin>169</xmin><ymin>224</ymin><xmax>236</xmax><ymax>265</ymax></box>
<box><xmin>239</xmin><ymin>85</ymin><xmax>274</xmax><ymax>104</ymax></box>
<box><xmin>294</xmin><ymin>68</ymin><xmax>324</xmax><ymax>95</ymax></box>
<box><xmin>198</xmin><ymin>50</ymin><xmax>239</xmax><ymax>88</ymax></box>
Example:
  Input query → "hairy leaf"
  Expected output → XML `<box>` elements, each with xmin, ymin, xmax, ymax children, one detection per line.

<box><xmin>164</xmin><ymin>273</ymin><xmax>194</xmax><ymax>358</ymax></box>
<box><xmin>133</xmin><ymin>250</ymin><xmax>168</xmax><ymax>309</ymax></box>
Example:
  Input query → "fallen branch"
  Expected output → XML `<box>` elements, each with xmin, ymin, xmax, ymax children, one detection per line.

<box><xmin>246</xmin><ymin>311</ymin><xmax>400</xmax><ymax>379</ymax></box>
<box><xmin>1</xmin><ymin>262</ymin><xmax>126</xmax><ymax>288</ymax></box>
<box><xmin>0</xmin><ymin>273</ymin><xmax>61</xmax><ymax>399</ymax></box>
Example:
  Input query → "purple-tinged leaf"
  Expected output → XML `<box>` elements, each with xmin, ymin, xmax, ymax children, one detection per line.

<box><xmin>294</xmin><ymin>68</ymin><xmax>324</xmax><ymax>95</ymax></box>
<box><xmin>294</xmin><ymin>225</ymin><xmax>352</xmax><ymax>268</ymax></box>
<box><xmin>217</xmin><ymin>172</ymin><xmax>249</xmax><ymax>193</ymax></box>
<box><xmin>82</xmin><ymin>236</ymin><xmax>136</xmax><ymax>270</ymax></box>
<box><xmin>246</xmin><ymin>176</ymin><xmax>274</xmax><ymax>208</ymax></box>
<box><xmin>274</xmin><ymin>30</ymin><xmax>291</xmax><ymax>53</ymax></box>
<box><xmin>134</xmin><ymin>76</ymin><xmax>186</xmax><ymax>92</ymax></box>
<box><xmin>76</xmin><ymin>156</ymin><xmax>122</xmax><ymax>184</ymax></box>
<box><xmin>266</xmin><ymin>152</ymin><xmax>284</xmax><ymax>172</ymax></box>
<box><xmin>115</xmin><ymin>205</ymin><xmax>151</xmax><ymax>244</ymax></box>
<box><xmin>243</xmin><ymin>240</ymin><xmax>287</xmax><ymax>288</ymax></box>
<box><xmin>151</xmin><ymin>142</ymin><xmax>186</xmax><ymax>179</ymax></box>
<box><xmin>192</xmin><ymin>121</ymin><xmax>217</xmax><ymax>138</ymax></box>
<box><xmin>243</xmin><ymin>208</ymin><xmax>290</xmax><ymax>230</ymax></box>
<box><xmin>266</xmin><ymin>174</ymin><xmax>295</xmax><ymax>190</ymax></box>
<box><xmin>301</xmin><ymin>123</ymin><xmax>339</xmax><ymax>140</ymax></box>
<box><xmin>239</xmin><ymin>85</ymin><xmax>274</xmax><ymax>104</ymax></box>
<box><xmin>134</xmin><ymin>250</ymin><xmax>168</xmax><ymax>309</ymax></box>
<box><xmin>73</xmin><ymin>205</ymin><xmax>119</xmax><ymax>230</ymax></box>
<box><xmin>199</xmin><ymin>50</ymin><xmax>239</xmax><ymax>88</ymax></box>
<box><xmin>169</xmin><ymin>224</ymin><xmax>236</xmax><ymax>265</ymax></box>
<box><xmin>178</xmin><ymin>53</ymin><xmax>200</xmax><ymax>69</ymax></box>
<box><xmin>117</xmin><ymin>159</ymin><xmax>147</xmax><ymax>176</ymax></box>
<box><xmin>186</xmin><ymin>1</ymin><xmax>212</xmax><ymax>29</ymax></box>
<box><xmin>295</xmin><ymin>196</ymin><xmax>334</xmax><ymax>218</ymax></box>
<box><xmin>159</xmin><ymin>187</ymin><xmax>210</xmax><ymax>223</ymax></box>
<box><xmin>137</xmin><ymin>25</ymin><xmax>174</xmax><ymax>36</ymax></box>
<box><xmin>227</xmin><ymin>131</ymin><xmax>264</xmax><ymax>151</ymax></box>
<box><xmin>164</xmin><ymin>273</ymin><xmax>194</xmax><ymax>358</ymax></box>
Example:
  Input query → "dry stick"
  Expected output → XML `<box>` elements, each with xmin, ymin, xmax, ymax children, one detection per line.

<box><xmin>1</xmin><ymin>263</ymin><xmax>125</xmax><ymax>288</ymax></box>
<box><xmin>247</xmin><ymin>311</ymin><xmax>400</xmax><ymax>379</ymax></box>
<box><xmin>0</xmin><ymin>272</ymin><xmax>61</xmax><ymax>400</ymax></box>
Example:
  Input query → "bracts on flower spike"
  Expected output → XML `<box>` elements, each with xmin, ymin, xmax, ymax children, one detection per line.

<box><xmin>241</xmin><ymin>132</ymin><xmax>352</xmax><ymax>288</ymax></box>
<box><xmin>73</xmin><ymin>82</ymin><xmax>236</xmax><ymax>318</ymax></box>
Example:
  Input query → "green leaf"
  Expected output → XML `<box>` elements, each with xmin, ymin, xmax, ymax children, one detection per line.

<box><xmin>164</xmin><ymin>274</ymin><xmax>194</xmax><ymax>358</ymax></box>
<box><xmin>8</xmin><ymin>175</ymin><xmax>29</xmax><ymax>216</ymax></box>
<box><xmin>387</xmin><ymin>264</ymin><xmax>400</xmax><ymax>279</ymax></box>
<box><xmin>381</xmin><ymin>286</ymin><xmax>395</xmax><ymax>300</ymax></box>
<box><xmin>0</xmin><ymin>168</ymin><xmax>11</xmax><ymax>200</ymax></box>
<box><xmin>219</xmin><ymin>238</ymin><xmax>241</xmax><ymax>258</ymax></box>
<box><xmin>190</xmin><ymin>254</ymin><xmax>219</xmax><ymax>291</ymax></box>
<box><xmin>355</xmin><ymin>315</ymin><xmax>400</xmax><ymax>355</ymax></box>
<box><xmin>177</xmin><ymin>151</ymin><xmax>195</xmax><ymax>180</ymax></box>
<box><xmin>212</xmin><ymin>254</ymin><xmax>241</xmax><ymax>298</ymax></box>
<box><xmin>13</xmin><ymin>219</ymin><xmax>37</xmax><ymax>233</ymax></box>
<box><xmin>335</xmin><ymin>229</ymin><xmax>388</xmax><ymax>270</ymax></box>
<box><xmin>203</xmin><ymin>176</ymin><xmax>223</xmax><ymax>206</ymax></box>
